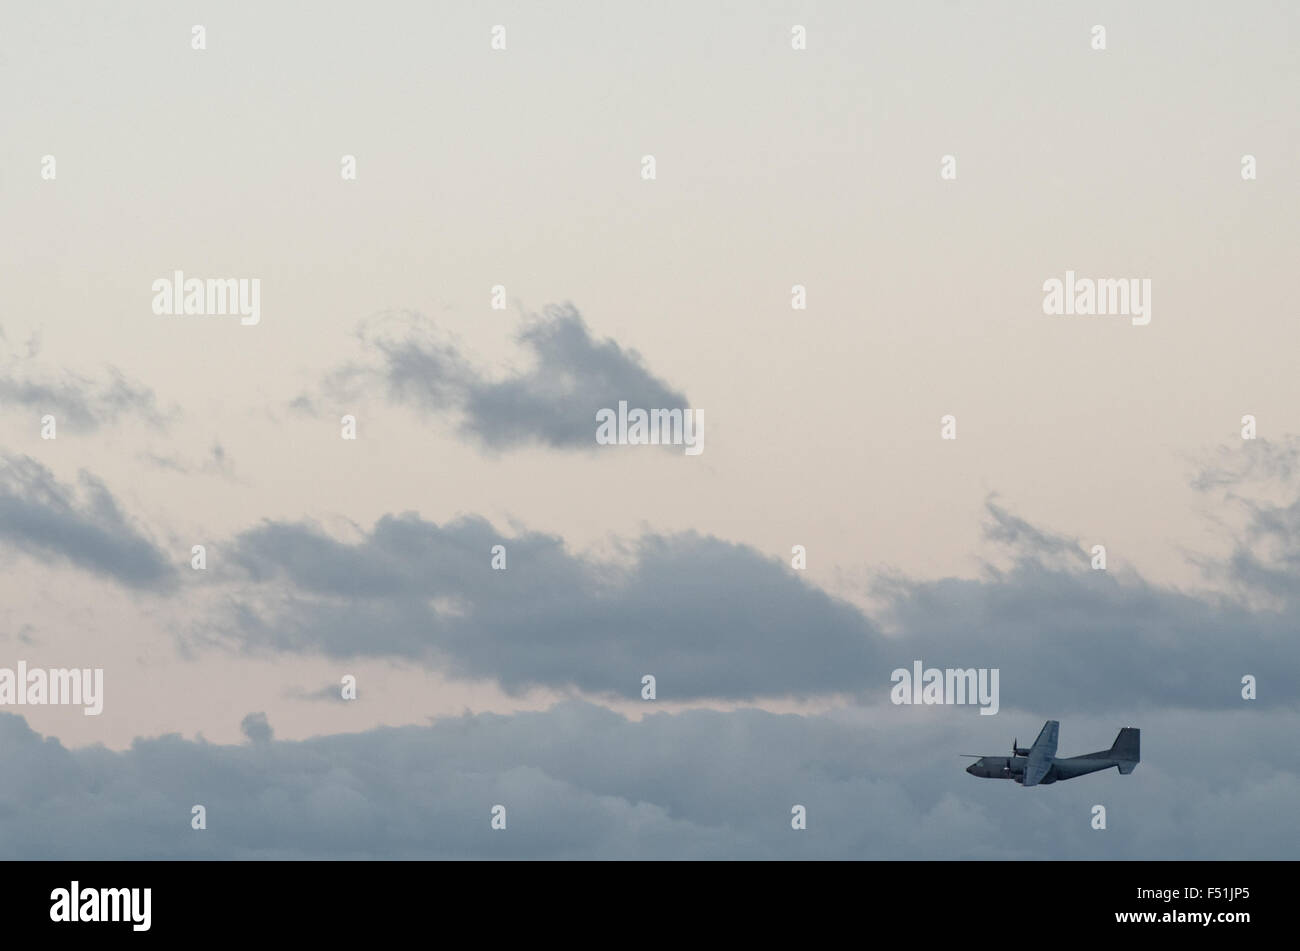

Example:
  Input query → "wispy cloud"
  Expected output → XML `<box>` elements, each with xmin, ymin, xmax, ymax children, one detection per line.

<box><xmin>299</xmin><ymin>304</ymin><xmax>690</xmax><ymax>451</ymax></box>
<box><xmin>0</xmin><ymin>328</ymin><xmax>170</xmax><ymax>432</ymax></box>
<box><xmin>0</xmin><ymin>455</ymin><xmax>177</xmax><ymax>590</ymax></box>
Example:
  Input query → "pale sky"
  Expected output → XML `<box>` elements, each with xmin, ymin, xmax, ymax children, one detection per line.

<box><xmin>1</xmin><ymin>1</ymin><xmax>1297</xmax><ymax>858</ymax></box>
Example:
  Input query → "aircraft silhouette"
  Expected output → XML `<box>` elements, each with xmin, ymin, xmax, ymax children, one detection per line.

<box><xmin>964</xmin><ymin>720</ymin><xmax>1139</xmax><ymax>786</ymax></box>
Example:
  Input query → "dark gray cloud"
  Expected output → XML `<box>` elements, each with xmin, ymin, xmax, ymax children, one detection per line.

<box><xmin>240</xmin><ymin>713</ymin><xmax>273</xmax><ymax>744</ymax></box>
<box><xmin>303</xmin><ymin>305</ymin><xmax>689</xmax><ymax>450</ymax></box>
<box><xmin>215</xmin><ymin>496</ymin><xmax>1300</xmax><ymax>712</ymax></box>
<box><xmin>2</xmin><ymin>702</ymin><xmax>1295</xmax><ymax>859</ymax></box>
<box><xmin>223</xmin><ymin>513</ymin><xmax>879</xmax><ymax>700</ymax></box>
<box><xmin>0</xmin><ymin>455</ymin><xmax>177</xmax><ymax>590</ymax></box>
<box><xmin>869</xmin><ymin>494</ymin><xmax>1300</xmax><ymax>714</ymax></box>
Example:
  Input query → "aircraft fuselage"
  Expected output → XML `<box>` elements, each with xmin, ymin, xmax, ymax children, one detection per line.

<box><xmin>965</xmin><ymin>723</ymin><xmax>1139</xmax><ymax>786</ymax></box>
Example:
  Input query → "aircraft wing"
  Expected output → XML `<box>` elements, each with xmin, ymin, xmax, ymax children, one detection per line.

<box><xmin>1022</xmin><ymin>720</ymin><xmax>1059</xmax><ymax>787</ymax></box>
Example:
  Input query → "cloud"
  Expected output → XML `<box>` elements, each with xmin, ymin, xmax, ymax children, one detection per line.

<box><xmin>868</xmin><ymin>494</ymin><xmax>1300</xmax><ymax>713</ymax></box>
<box><xmin>215</xmin><ymin>496</ymin><xmax>1300</xmax><ymax>713</ymax></box>
<box><xmin>139</xmin><ymin>442</ymin><xmax>236</xmax><ymax>479</ymax></box>
<box><xmin>302</xmin><ymin>304</ymin><xmax>690</xmax><ymax>451</ymax></box>
<box><xmin>2</xmin><ymin>702</ymin><xmax>1296</xmax><ymax>858</ymax></box>
<box><xmin>1184</xmin><ymin>438</ymin><xmax>1300</xmax><ymax>607</ymax></box>
<box><xmin>240</xmin><ymin>713</ymin><xmax>273</xmax><ymax>744</ymax></box>
<box><xmin>979</xmin><ymin>496</ymin><xmax>1081</xmax><ymax>567</ymax></box>
<box><xmin>1191</xmin><ymin>436</ymin><xmax>1300</xmax><ymax>492</ymax></box>
<box><xmin>0</xmin><ymin>332</ymin><xmax>168</xmax><ymax>432</ymax></box>
<box><xmin>0</xmin><ymin>455</ymin><xmax>177</xmax><ymax>590</ymax></box>
<box><xmin>223</xmin><ymin>513</ymin><xmax>879</xmax><ymax>701</ymax></box>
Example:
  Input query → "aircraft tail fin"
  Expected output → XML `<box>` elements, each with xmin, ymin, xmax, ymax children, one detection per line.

<box><xmin>1111</xmin><ymin>727</ymin><xmax>1140</xmax><ymax>774</ymax></box>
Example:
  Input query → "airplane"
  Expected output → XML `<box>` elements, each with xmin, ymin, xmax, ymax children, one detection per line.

<box><xmin>963</xmin><ymin>720</ymin><xmax>1139</xmax><ymax>786</ymax></box>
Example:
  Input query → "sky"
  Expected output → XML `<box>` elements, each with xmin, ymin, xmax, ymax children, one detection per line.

<box><xmin>0</xmin><ymin>0</ymin><xmax>1297</xmax><ymax>858</ymax></box>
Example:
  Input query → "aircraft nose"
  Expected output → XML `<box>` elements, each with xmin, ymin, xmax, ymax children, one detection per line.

<box><xmin>966</xmin><ymin>762</ymin><xmax>978</xmax><ymax>775</ymax></box>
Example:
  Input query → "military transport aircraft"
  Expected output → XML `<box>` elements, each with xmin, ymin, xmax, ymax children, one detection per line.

<box><xmin>963</xmin><ymin>720</ymin><xmax>1139</xmax><ymax>786</ymax></box>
